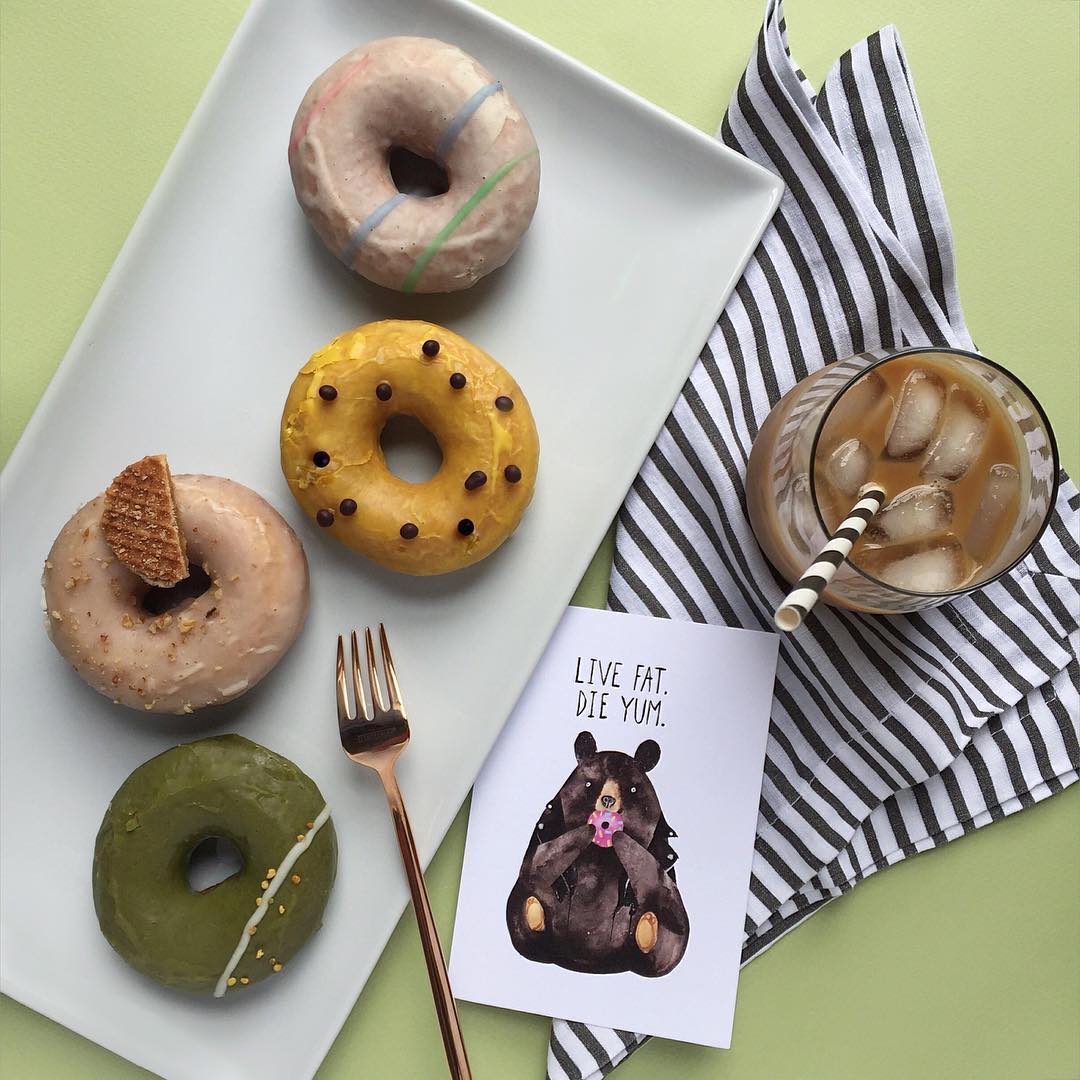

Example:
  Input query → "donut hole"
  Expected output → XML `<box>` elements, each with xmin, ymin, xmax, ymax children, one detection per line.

<box><xmin>388</xmin><ymin>146</ymin><xmax>449</xmax><ymax>198</ymax></box>
<box><xmin>380</xmin><ymin>415</ymin><xmax>443</xmax><ymax>483</ymax></box>
<box><xmin>141</xmin><ymin>563</ymin><xmax>212</xmax><ymax>616</ymax></box>
<box><xmin>186</xmin><ymin>836</ymin><xmax>244</xmax><ymax>894</ymax></box>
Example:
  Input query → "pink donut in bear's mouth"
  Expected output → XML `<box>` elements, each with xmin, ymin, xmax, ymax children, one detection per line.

<box><xmin>587</xmin><ymin>809</ymin><xmax>625</xmax><ymax>848</ymax></box>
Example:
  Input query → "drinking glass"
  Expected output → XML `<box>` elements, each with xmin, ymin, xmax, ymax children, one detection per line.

<box><xmin>745</xmin><ymin>347</ymin><xmax>1059</xmax><ymax>615</ymax></box>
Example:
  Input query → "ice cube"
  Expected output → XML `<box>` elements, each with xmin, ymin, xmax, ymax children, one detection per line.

<box><xmin>859</xmin><ymin>540</ymin><xmax>970</xmax><ymax>593</ymax></box>
<box><xmin>884</xmin><ymin>369</ymin><xmax>945</xmax><ymax>459</ymax></box>
<box><xmin>966</xmin><ymin>463</ymin><xmax>1021</xmax><ymax>563</ymax></box>
<box><xmin>867</xmin><ymin>483</ymin><xmax>954</xmax><ymax>544</ymax></box>
<box><xmin>921</xmin><ymin>385</ymin><xmax>989</xmax><ymax>481</ymax></box>
<box><xmin>829</xmin><ymin>370</ymin><xmax>889</xmax><ymax>431</ymax></box>
<box><xmin>825</xmin><ymin>438</ymin><xmax>873</xmax><ymax>498</ymax></box>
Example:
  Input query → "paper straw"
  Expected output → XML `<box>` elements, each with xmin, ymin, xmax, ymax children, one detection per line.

<box><xmin>774</xmin><ymin>484</ymin><xmax>887</xmax><ymax>632</ymax></box>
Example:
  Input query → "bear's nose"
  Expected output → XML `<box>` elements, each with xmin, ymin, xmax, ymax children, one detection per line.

<box><xmin>601</xmin><ymin>794</ymin><xmax>616</xmax><ymax>808</ymax></box>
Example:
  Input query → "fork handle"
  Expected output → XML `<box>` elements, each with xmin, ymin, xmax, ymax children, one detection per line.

<box><xmin>381</xmin><ymin>769</ymin><xmax>472</xmax><ymax>1080</ymax></box>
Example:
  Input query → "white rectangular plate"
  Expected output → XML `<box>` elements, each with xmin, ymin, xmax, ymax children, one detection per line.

<box><xmin>0</xmin><ymin>1</ymin><xmax>780</xmax><ymax>1077</ymax></box>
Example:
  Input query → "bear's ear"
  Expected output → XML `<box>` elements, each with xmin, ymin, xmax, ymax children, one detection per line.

<box><xmin>574</xmin><ymin>731</ymin><xmax>597</xmax><ymax>762</ymax></box>
<box><xmin>634</xmin><ymin>739</ymin><xmax>661</xmax><ymax>772</ymax></box>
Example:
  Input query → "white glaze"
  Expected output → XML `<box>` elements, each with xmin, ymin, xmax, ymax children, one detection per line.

<box><xmin>289</xmin><ymin>37</ymin><xmax>540</xmax><ymax>293</ymax></box>
<box><xmin>213</xmin><ymin>804</ymin><xmax>332</xmax><ymax>997</ymax></box>
<box><xmin>41</xmin><ymin>475</ymin><xmax>309</xmax><ymax>714</ymax></box>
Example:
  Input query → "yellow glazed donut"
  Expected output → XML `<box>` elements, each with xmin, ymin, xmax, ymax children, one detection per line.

<box><xmin>280</xmin><ymin>321</ymin><xmax>539</xmax><ymax>575</ymax></box>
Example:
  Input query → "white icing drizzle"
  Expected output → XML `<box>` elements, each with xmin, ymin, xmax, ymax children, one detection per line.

<box><xmin>213</xmin><ymin>803</ymin><xmax>331</xmax><ymax>997</ymax></box>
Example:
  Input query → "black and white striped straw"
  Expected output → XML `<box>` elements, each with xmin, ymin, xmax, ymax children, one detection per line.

<box><xmin>774</xmin><ymin>484</ymin><xmax>887</xmax><ymax>631</ymax></box>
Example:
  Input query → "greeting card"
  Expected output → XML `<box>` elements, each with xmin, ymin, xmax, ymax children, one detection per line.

<box><xmin>450</xmin><ymin>607</ymin><xmax>779</xmax><ymax>1048</ymax></box>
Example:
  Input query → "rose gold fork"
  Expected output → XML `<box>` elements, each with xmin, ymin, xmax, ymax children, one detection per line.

<box><xmin>336</xmin><ymin>625</ymin><xmax>471</xmax><ymax>1080</ymax></box>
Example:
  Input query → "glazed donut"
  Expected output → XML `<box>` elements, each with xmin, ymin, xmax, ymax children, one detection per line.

<box><xmin>42</xmin><ymin>475</ymin><xmax>309</xmax><ymax>714</ymax></box>
<box><xmin>93</xmin><ymin>735</ymin><xmax>337</xmax><ymax>996</ymax></box>
<box><xmin>288</xmin><ymin>36</ymin><xmax>540</xmax><ymax>294</ymax></box>
<box><xmin>280</xmin><ymin>320</ymin><xmax>539</xmax><ymax>575</ymax></box>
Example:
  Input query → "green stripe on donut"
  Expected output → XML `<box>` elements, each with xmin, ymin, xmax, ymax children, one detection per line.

<box><xmin>400</xmin><ymin>148</ymin><xmax>539</xmax><ymax>294</ymax></box>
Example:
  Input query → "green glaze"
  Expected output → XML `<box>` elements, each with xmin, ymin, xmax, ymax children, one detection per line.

<box><xmin>92</xmin><ymin>735</ymin><xmax>337</xmax><ymax>996</ymax></box>
<box><xmin>400</xmin><ymin>148</ymin><xmax>539</xmax><ymax>293</ymax></box>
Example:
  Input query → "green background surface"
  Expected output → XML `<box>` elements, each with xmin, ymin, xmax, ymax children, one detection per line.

<box><xmin>1</xmin><ymin>1</ymin><xmax>1077</xmax><ymax>1078</ymax></box>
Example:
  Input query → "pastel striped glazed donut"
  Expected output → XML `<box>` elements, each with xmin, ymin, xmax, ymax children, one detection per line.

<box><xmin>288</xmin><ymin>37</ymin><xmax>540</xmax><ymax>294</ymax></box>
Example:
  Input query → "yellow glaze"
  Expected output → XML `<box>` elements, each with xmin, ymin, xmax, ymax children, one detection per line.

<box><xmin>280</xmin><ymin>320</ymin><xmax>539</xmax><ymax>575</ymax></box>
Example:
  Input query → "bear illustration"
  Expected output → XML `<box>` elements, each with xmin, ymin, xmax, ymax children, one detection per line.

<box><xmin>506</xmin><ymin>731</ymin><xmax>689</xmax><ymax>977</ymax></box>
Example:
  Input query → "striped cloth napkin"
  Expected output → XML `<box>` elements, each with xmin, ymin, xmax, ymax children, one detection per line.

<box><xmin>546</xmin><ymin>2</ymin><xmax>1080</xmax><ymax>1077</ymax></box>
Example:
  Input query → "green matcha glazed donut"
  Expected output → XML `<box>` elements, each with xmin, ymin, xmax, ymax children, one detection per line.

<box><xmin>93</xmin><ymin>735</ymin><xmax>337</xmax><ymax>996</ymax></box>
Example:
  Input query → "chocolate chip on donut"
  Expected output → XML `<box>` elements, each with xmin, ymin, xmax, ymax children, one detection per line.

<box><xmin>288</xmin><ymin>37</ymin><xmax>540</xmax><ymax>294</ymax></box>
<box><xmin>495</xmin><ymin>396</ymin><xmax>514</xmax><ymax>412</ymax></box>
<box><xmin>422</xmin><ymin>339</ymin><xmax>440</xmax><ymax>357</ymax></box>
<box><xmin>449</xmin><ymin>373</ymin><xmax>466</xmax><ymax>389</ymax></box>
<box><xmin>280</xmin><ymin>320</ymin><xmax>539</xmax><ymax>575</ymax></box>
<box><xmin>339</xmin><ymin>499</ymin><xmax>358</xmax><ymax>516</ymax></box>
<box><xmin>318</xmin><ymin>384</ymin><xmax>338</xmax><ymax>401</ymax></box>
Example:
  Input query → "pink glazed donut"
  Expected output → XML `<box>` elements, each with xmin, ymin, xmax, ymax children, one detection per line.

<box><xmin>288</xmin><ymin>37</ymin><xmax>540</xmax><ymax>294</ymax></box>
<box><xmin>42</xmin><ymin>475</ymin><xmax>309</xmax><ymax>715</ymax></box>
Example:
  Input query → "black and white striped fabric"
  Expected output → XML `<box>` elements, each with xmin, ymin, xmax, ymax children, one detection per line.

<box><xmin>547</xmin><ymin>3</ymin><xmax>1080</xmax><ymax>1077</ymax></box>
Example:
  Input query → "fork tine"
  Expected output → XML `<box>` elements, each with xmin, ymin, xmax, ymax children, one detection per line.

<box><xmin>378</xmin><ymin>623</ymin><xmax>404</xmax><ymax>714</ymax></box>
<box><xmin>335</xmin><ymin>635</ymin><xmax>355</xmax><ymax>728</ymax></box>
<box><xmin>364</xmin><ymin>626</ymin><xmax>387</xmax><ymax>712</ymax></box>
<box><xmin>350</xmin><ymin>630</ymin><xmax>368</xmax><ymax>720</ymax></box>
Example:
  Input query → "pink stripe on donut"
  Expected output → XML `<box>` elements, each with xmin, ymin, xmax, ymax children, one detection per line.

<box><xmin>288</xmin><ymin>54</ymin><xmax>371</xmax><ymax>156</ymax></box>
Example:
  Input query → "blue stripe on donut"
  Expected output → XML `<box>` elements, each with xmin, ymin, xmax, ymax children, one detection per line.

<box><xmin>435</xmin><ymin>81</ymin><xmax>503</xmax><ymax>166</ymax></box>
<box><xmin>341</xmin><ymin>192</ymin><xmax>408</xmax><ymax>267</ymax></box>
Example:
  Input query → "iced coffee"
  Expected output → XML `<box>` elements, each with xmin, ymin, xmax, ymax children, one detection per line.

<box><xmin>746</xmin><ymin>349</ymin><xmax>1058</xmax><ymax>615</ymax></box>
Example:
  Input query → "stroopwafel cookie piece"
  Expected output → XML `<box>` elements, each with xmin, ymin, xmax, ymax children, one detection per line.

<box><xmin>101</xmin><ymin>455</ymin><xmax>189</xmax><ymax>587</ymax></box>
